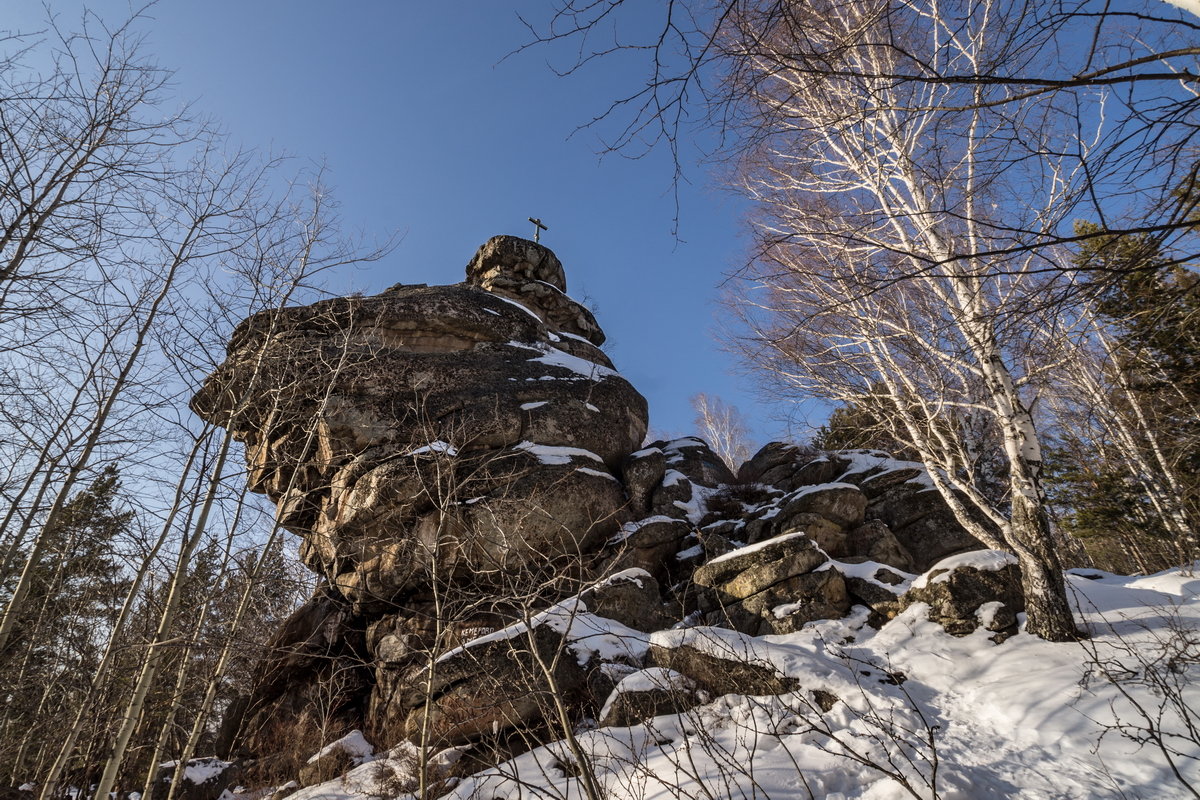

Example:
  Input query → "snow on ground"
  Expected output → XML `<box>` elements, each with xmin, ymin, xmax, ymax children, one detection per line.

<box><xmin>298</xmin><ymin>566</ymin><xmax>1200</xmax><ymax>800</ymax></box>
<box><xmin>155</xmin><ymin>757</ymin><xmax>234</xmax><ymax>787</ymax></box>
<box><xmin>286</xmin><ymin>743</ymin><xmax>422</xmax><ymax>800</ymax></box>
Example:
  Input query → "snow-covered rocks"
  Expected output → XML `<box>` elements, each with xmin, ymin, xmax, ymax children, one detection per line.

<box><xmin>193</xmin><ymin>238</ymin><xmax>1029</xmax><ymax>793</ymax></box>
<box><xmin>153</xmin><ymin>758</ymin><xmax>239</xmax><ymax>800</ymax></box>
<box><xmin>298</xmin><ymin>731</ymin><xmax>375</xmax><ymax>787</ymax></box>
<box><xmin>903</xmin><ymin>550</ymin><xmax>1025</xmax><ymax>637</ymax></box>
<box><xmin>192</xmin><ymin>236</ymin><xmax>650</xmax><ymax>759</ymax></box>
<box><xmin>693</xmin><ymin>532</ymin><xmax>850</xmax><ymax>635</ymax></box>
<box><xmin>647</xmin><ymin>627</ymin><xmax>801</xmax><ymax>698</ymax></box>
<box><xmin>191</xmin><ymin>236</ymin><xmax>649</xmax><ymax>611</ymax></box>
<box><xmin>739</xmin><ymin>446</ymin><xmax>982</xmax><ymax>569</ymax></box>
<box><xmin>598</xmin><ymin>667</ymin><xmax>699</xmax><ymax>727</ymax></box>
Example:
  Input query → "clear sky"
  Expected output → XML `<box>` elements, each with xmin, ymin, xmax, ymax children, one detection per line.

<box><xmin>7</xmin><ymin>1</ymin><xmax>828</xmax><ymax>446</ymax></box>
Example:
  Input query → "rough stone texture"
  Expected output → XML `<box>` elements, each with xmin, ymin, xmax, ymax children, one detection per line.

<box><xmin>846</xmin><ymin>520</ymin><xmax>916</xmax><ymax>572</ymax></box>
<box><xmin>599</xmin><ymin>668</ymin><xmax>700</xmax><ymax>727</ymax></box>
<box><xmin>310</xmin><ymin>450</ymin><xmax>628</xmax><ymax>608</ymax></box>
<box><xmin>774</xmin><ymin>483</ymin><xmax>867</xmax><ymax>530</ymax></box>
<box><xmin>297</xmin><ymin>733</ymin><xmax>374</xmax><ymax>788</ymax></box>
<box><xmin>660</xmin><ymin>437</ymin><xmax>737</xmax><ymax>488</ymax></box>
<box><xmin>834</xmin><ymin>562</ymin><xmax>910</xmax><ymax>622</ymax></box>
<box><xmin>400</xmin><ymin>624</ymin><xmax>588</xmax><ymax>747</ymax></box>
<box><xmin>903</xmin><ymin>560</ymin><xmax>1025</xmax><ymax>637</ymax></box>
<box><xmin>217</xmin><ymin>586</ymin><xmax>370</xmax><ymax>761</ymax></box>
<box><xmin>152</xmin><ymin>759</ymin><xmax>242</xmax><ymax>800</ymax></box>
<box><xmin>598</xmin><ymin>515</ymin><xmax>695</xmax><ymax>588</ymax></box>
<box><xmin>364</xmin><ymin>603</ymin><xmax>527</xmax><ymax>742</ymax></box>
<box><xmin>580</xmin><ymin>569</ymin><xmax>674</xmax><ymax>633</ymax></box>
<box><xmin>192</xmin><ymin>239</ymin><xmax>646</xmax><ymax>600</ymax></box>
<box><xmin>464</xmin><ymin>235</ymin><xmax>605</xmax><ymax>345</ymax></box>
<box><xmin>881</xmin><ymin>510</ymin><xmax>980</xmax><ymax>571</ymax></box>
<box><xmin>191</xmin><ymin>274</ymin><xmax>646</xmax><ymax>607</ymax></box>
<box><xmin>649</xmin><ymin>641</ymin><xmax>799</xmax><ymax>697</ymax></box>
<box><xmin>466</xmin><ymin>235</ymin><xmax>567</xmax><ymax>293</ymax></box>
<box><xmin>693</xmin><ymin>534</ymin><xmax>849</xmax><ymax>636</ymax></box>
<box><xmin>196</xmin><ymin>239</ymin><xmax>1020</xmax><ymax>794</ymax></box>
<box><xmin>694</xmin><ymin>534</ymin><xmax>826</xmax><ymax>589</ymax></box>
<box><xmin>737</xmin><ymin>445</ymin><xmax>982</xmax><ymax>570</ymax></box>
<box><xmin>737</xmin><ymin>442</ymin><xmax>830</xmax><ymax>489</ymax></box>
<box><xmin>753</xmin><ymin>511</ymin><xmax>848</xmax><ymax>555</ymax></box>
<box><xmin>621</xmin><ymin>447</ymin><xmax>667</xmax><ymax>516</ymax></box>
<box><xmin>196</xmin><ymin>237</ymin><xmax>647</xmax><ymax>763</ymax></box>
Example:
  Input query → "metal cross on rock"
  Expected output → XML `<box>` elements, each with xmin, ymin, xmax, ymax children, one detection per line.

<box><xmin>528</xmin><ymin>217</ymin><xmax>548</xmax><ymax>243</ymax></box>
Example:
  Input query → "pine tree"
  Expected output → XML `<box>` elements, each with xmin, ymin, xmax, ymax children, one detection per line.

<box><xmin>1047</xmin><ymin>211</ymin><xmax>1199</xmax><ymax>569</ymax></box>
<box><xmin>0</xmin><ymin>464</ymin><xmax>133</xmax><ymax>782</ymax></box>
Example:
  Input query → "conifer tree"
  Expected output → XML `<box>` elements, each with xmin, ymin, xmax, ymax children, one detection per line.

<box><xmin>0</xmin><ymin>464</ymin><xmax>133</xmax><ymax>782</ymax></box>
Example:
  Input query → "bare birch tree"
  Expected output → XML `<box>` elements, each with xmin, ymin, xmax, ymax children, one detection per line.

<box><xmin>715</xmin><ymin>0</ymin><xmax>1095</xmax><ymax>640</ymax></box>
<box><xmin>690</xmin><ymin>393</ymin><xmax>755</xmax><ymax>472</ymax></box>
<box><xmin>525</xmin><ymin>0</ymin><xmax>1196</xmax><ymax>640</ymax></box>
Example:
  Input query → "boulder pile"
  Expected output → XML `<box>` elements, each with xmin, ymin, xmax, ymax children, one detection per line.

<box><xmin>191</xmin><ymin>236</ymin><xmax>1023</xmax><ymax>795</ymax></box>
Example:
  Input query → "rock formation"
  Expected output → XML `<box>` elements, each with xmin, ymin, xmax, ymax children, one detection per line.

<box><xmin>191</xmin><ymin>235</ymin><xmax>1008</xmax><ymax>794</ymax></box>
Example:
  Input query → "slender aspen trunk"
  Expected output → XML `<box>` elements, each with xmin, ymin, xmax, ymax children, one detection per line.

<box><xmin>36</xmin><ymin>433</ymin><xmax>209</xmax><ymax>800</ymax></box>
<box><xmin>0</xmin><ymin>234</ymin><xmax>201</xmax><ymax>654</ymax></box>
<box><xmin>139</xmin><ymin>589</ymin><xmax>217</xmax><ymax>800</ymax></box>
<box><xmin>92</xmin><ymin>428</ymin><xmax>235</xmax><ymax>800</ymax></box>
<box><xmin>161</xmin><ymin>494</ymin><xmax>272</xmax><ymax>800</ymax></box>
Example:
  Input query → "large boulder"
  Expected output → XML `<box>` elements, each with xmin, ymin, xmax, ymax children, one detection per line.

<box><xmin>197</xmin><ymin>237</ymin><xmax>648</xmax><ymax>772</ymax></box>
<box><xmin>191</xmin><ymin>237</ymin><xmax>648</xmax><ymax>608</ymax></box>
<box><xmin>399</xmin><ymin>623</ymin><xmax>589</xmax><ymax>747</ymax></box>
<box><xmin>648</xmin><ymin>632</ymin><xmax>799</xmax><ymax>697</ymax></box>
<box><xmin>902</xmin><ymin>550</ymin><xmax>1025</xmax><ymax>637</ymax></box>
<box><xmin>598</xmin><ymin>668</ymin><xmax>700</xmax><ymax>727</ymax></box>
<box><xmin>217</xmin><ymin>585</ymin><xmax>371</xmax><ymax>761</ymax></box>
<box><xmin>194</xmin><ymin>237</ymin><xmax>1014</xmax><ymax>793</ymax></box>
<box><xmin>693</xmin><ymin>533</ymin><xmax>849</xmax><ymax>635</ymax></box>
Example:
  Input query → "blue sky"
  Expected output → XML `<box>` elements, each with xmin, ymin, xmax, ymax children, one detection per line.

<box><xmin>8</xmin><ymin>1</ymin><xmax>828</xmax><ymax>446</ymax></box>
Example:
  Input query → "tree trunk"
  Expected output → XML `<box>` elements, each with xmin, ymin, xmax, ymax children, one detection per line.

<box><xmin>1009</xmin><ymin>490</ymin><xmax>1080</xmax><ymax>641</ymax></box>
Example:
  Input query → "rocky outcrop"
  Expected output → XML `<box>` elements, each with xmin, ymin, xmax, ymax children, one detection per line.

<box><xmin>193</xmin><ymin>237</ymin><xmax>1009</xmax><ymax>797</ymax></box>
<box><xmin>195</xmin><ymin>236</ymin><xmax>648</xmax><ymax>758</ymax></box>
<box><xmin>737</xmin><ymin>445</ymin><xmax>982</xmax><ymax>570</ymax></box>
<box><xmin>693</xmin><ymin>532</ymin><xmax>848</xmax><ymax>636</ymax></box>
<box><xmin>192</xmin><ymin>235</ymin><xmax>646</xmax><ymax>611</ymax></box>
<box><xmin>216</xmin><ymin>585</ymin><xmax>369</xmax><ymax>762</ymax></box>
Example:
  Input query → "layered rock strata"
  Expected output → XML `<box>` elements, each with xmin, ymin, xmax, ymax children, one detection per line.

<box><xmin>194</xmin><ymin>236</ymin><xmax>648</xmax><ymax>754</ymax></box>
<box><xmin>193</xmin><ymin>235</ymin><xmax>647</xmax><ymax>609</ymax></box>
<box><xmin>194</xmin><ymin>237</ymin><xmax>1002</xmax><ymax>791</ymax></box>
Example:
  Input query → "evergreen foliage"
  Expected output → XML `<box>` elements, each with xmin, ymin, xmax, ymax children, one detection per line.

<box><xmin>1044</xmin><ymin>206</ymin><xmax>1199</xmax><ymax>571</ymax></box>
<box><xmin>0</xmin><ymin>465</ymin><xmax>133</xmax><ymax>782</ymax></box>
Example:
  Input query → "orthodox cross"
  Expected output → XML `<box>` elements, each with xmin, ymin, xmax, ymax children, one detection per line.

<box><xmin>528</xmin><ymin>217</ymin><xmax>548</xmax><ymax>243</ymax></box>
